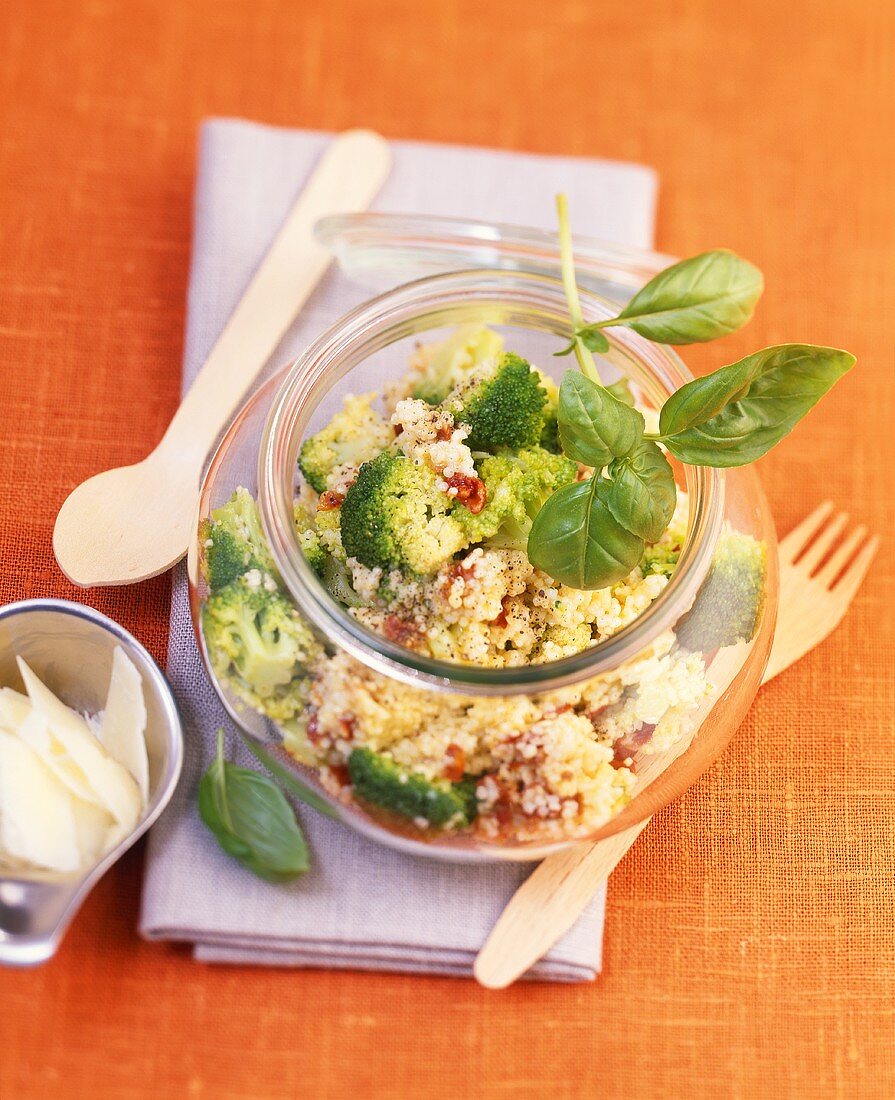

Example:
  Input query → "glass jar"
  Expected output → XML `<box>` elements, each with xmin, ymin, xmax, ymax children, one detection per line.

<box><xmin>189</xmin><ymin>265</ymin><xmax>777</xmax><ymax>863</ymax></box>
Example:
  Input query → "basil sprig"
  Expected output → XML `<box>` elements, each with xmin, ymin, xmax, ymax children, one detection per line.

<box><xmin>528</xmin><ymin>195</ymin><xmax>856</xmax><ymax>590</ymax></box>
<box><xmin>198</xmin><ymin>731</ymin><xmax>310</xmax><ymax>882</ymax></box>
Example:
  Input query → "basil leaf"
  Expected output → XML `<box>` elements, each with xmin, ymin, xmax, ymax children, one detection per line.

<box><xmin>553</xmin><ymin>337</ymin><xmax>578</xmax><ymax>358</ymax></box>
<box><xmin>557</xmin><ymin>371</ymin><xmax>644</xmax><ymax>467</ymax></box>
<box><xmin>660</xmin><ymin>344</ymin><xmax>856</xmax><ymax>466</ymax></box>
<box><xmin>612</xmin><ymin>250</ymin><xmax>763</xmax><ymax>344</ymax></box>
<box><xmin>239</xmin><ymin>731</ymin><xmax>337</xmax><ymax>819</ymax></box>
<box><xmin>604</xmin><ymin>441</ymin><xmax>677</xmax><ymax>542</ymax></box>
<box><xmin>527</xmin><ymin>477</ymin><xmax>644</xmax><ymax>589</ymax></box>
<box><xmin>605</xmin><ymin>378</ymin><xmax>635</xmax><ymax>406</ymax></box>
<box><xmin>198</xmin><ymin>732</ymin><xmax>309</xmax><ymax>882</ymax></box>
<box><xmin>576</xmin><ymin>325</ymin><xmax>610</xmax><ymax>353</ymax></box>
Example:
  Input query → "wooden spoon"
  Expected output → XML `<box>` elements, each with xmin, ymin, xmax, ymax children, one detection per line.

<box><xmin>53</xmin><ymin>129</ymin><xmax>392</xmax><ymax>588</ymax></box>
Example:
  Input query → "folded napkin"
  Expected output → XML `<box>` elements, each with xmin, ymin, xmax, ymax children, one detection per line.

<box><xmin>140</xmin><ymin>119</ymin><xmax>658</xmax><ymax>980</ymax></box>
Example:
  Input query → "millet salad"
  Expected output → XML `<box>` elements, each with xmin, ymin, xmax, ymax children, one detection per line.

<box><xmin>198</xmin><ymin>204</ymin><xmax>853</xmax><ymax>852</ymax></box>
<box><xmin>200</xmin><ymin>326</ymin><xmax>758</xmax><ymax>842</ymax></box>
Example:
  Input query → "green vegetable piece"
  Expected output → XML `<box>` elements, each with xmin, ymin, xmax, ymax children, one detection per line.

<box><xmin>340</xmin><ymin>451</ymin><xmax>466</xmax><ymax>575</ymax></box>
<box><xmin>321</xmin><ymin>555</ymin><xmax>364</xmax><ymax>608</ymax></box>
<box><xmin>538</xmin><ymin>373</ymin><xmax>562</xmax><ymax>451</ymax></box>
<box><xmin>203</xmin><ymin>487</ymin><xmax>277</xmax><ymax>592</ymax></box>
<box><xmin>293</xmin><ymin>502</ymin><xmax>326</xmax><ymax>575</ymax></box>
<box><xmin>298</xmin><ymin>393</ymin><xmax>391</xmax><ymax>492</ymax></box>
<box><xmin>659</xmin><ymin>344</ymin><xmax>856</xmax><ymax>467</ymax></box>
<box><xmin>201</xmin><ymin>574</ymin><xmax>321</xmax><ymax>726</ymax></box>
<box><xmin>238</xmin><ymin>731</ymin><xmax>337</xmax><ymax>819</ymax></box>
<box><xmin>451</xmin><ymin>454</ymin><xmax>528</xmax><ymax>544</ymax></box>
<box><xmin>557</xmin><ymin>371</ymin><xmax>644</xmax><ymax>468</ymax></box>
<box><xmin>641</xmin><ymin>541</ymin><xmax>682</xmax><ymax>578</ymax></box>
<box><xmin>540</xmin><ymin>405</ymin><xmax>561</xmax><ymax>452</ymax></box>
<box><xmin>604</xmin><ymin>441</ymin><xmax>677</xmax><ymax>543</ymax></box>
<box><xmin>605</xmin><ymin>378</ymin><xmax>635</xmax><ymax>406</ymax></box>
<box><xmin>412</xmin><ymin>324</ymin><xmax>505</xmax><ymax>404</ymax></box>
<box><xmin>611</xmin><ymin>249</ymin><xmax>764</xmax><ymax>345</ymax></box>
<box><xmin>473</xmin><ymin>447</ymin><xmax>578</xmax><ymax>553</ymax></box>
<box><xmin>198</xmin><ymin>731</ymin><xmax>309</xmax><ymax>882</ymax></box>
<box><xmin>447</xmin><ymin>352</ymin><xmax>548</xmax><ymax>451</ymax></box>
<box><xmin>347</xmin><ymin>747</ymin><xmax>478</xmax><ymax>828</ymax></box>
<box><xmin>576</xmin><ymin>326</ymin><xmax>611</xmax><ymax>354</ymax></box>
<box><xmin>555</xmin><ymin>327</ymin><xmax>610</xmax><ymax>356</ymax></box>
<box><xmin>553</xmin><ymin>336</ymin><xmax>578</xmax><ymax>358</ymax></box>
<box><xmin>527</xmin><ymin>477</ymin><xmax>644</xmax><ymax>590</ymax></box>
<box><xmin>675</xmin><ymin>528</ymin><xmax>767</xmax><ymax>652</ymax></box>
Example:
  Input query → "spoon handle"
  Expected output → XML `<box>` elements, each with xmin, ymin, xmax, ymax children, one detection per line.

<box><xmin>162</xmin><ymin>129</ymin><xmax>392</xmax><ymax>469</ymax></box>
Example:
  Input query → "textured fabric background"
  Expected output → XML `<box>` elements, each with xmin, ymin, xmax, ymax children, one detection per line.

<box><xmin>1</xmin><ymin>0</ymin><xmax>893</xmax><ymax>1096</ymax></box>
<box><xmin>138</xmin><ymin>119</ymin><xmax>658</xmax><ymax>980</ymax></box>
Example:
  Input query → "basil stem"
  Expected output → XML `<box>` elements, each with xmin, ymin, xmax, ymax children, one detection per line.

<box><xmin>556</xmin><ymin>193</ymin><xmax>601</xmax><ymax>382</ymax></box>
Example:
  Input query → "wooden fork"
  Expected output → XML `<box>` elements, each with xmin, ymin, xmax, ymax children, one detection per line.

<box><xmin>474</xmin><ymin>502</ymin><xmax>879</xmax><ymax>989</ymax></box>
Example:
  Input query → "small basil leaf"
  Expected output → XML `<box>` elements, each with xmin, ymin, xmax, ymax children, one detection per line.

<box><xmin>614</xmin><ymin>250</ymin><xmax>763</xmax><ymax>344</ymax></box>
<box><xmin>557</xmin><ymin>371</ymin><xmax>644</xmax><ymax>467</ymax></box>
<box><xmin>553</xmin><ymin>337</ymin><xmax>578</xmax><ymax>358</ymax></box>
<box><xmin>660</xmin><ymin>344</ymin><xmax>856</xmax><ymax>467</ymax></box>
<box><xmin>239</xmin><ymin>731</ymin><xmax>338</xmax><ymax>819</ymax></box>
<box><xmin>605</xmin><ymin>378</ymin><xmax>635</xmax><ymax>406</ymax></box>
<box><xmin>576</xmin><ymin>325</ymin><xmax>611</xmax><ymax>353</ymax></box>
<box><xmin>604</xmin><ymin>441</ymin><xmax>677</xmax><ymax>542</ymax></box>
<box><xmin>527</xmin><ymin>477</ymin><xmax>644</xmax><ymax>589</ymax></box>
<box><xmin>198</xmin><ymin>732</ymin><xmax>309</xmax><ymax>882</ymax></box>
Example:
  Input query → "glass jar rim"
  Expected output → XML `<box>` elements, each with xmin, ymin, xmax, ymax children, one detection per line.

<box><xmin>258</xmin><ymin>268</ymin><xmax>725</xmax><ymax>696</ymax></box>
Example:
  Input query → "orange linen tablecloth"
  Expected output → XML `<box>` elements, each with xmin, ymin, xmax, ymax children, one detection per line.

<box><xmin>1</xmin><ymin>1</ymin><xmax>893</xmax><ymax>1096</ymax></box>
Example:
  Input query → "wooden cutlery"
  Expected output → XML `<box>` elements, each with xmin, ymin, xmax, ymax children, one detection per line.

<box><xmin>474</xmin><ymin>502</ymin><xmax>879</xmax><ymax>988</ymax></box>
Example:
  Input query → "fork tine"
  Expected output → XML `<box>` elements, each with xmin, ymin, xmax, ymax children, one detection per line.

<box><xmin>816</xmin><ymin>525</ymin><xmax>868</xmax><ymax>586</ymax></box>
<box><xmin>833</xmin><ymin>534</ymin><xmax>880</xmax><ymax>602</ymax></box>
<box><xmin>777</xmin><ymin>500</ymin><xmax>834</xmax><ymax>563</ymax></box>
<box><xmin>798</xmin><ymin>511</ymin><xmax>849</xmax><ymax>573</ymax></box>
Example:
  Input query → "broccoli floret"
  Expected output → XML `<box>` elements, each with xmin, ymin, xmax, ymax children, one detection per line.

<box><xmin>340</xmin><ymin>451</ymin><xmax>466</xmax><ymax>576</ymax></box>
<box><xmin>411</xmin><ymin>324</ymin><xmax>505</xmax><ymax>405</ymax></box>
<box><xmin>293</xmin><ymin>503</ymin><xmax>326</xmax><ymax>575</ymax></box>
<box><xmin>450</xmin><ymin>454</ymin><xmax>529</xmax><ymax>544</ymax></box>
<box><xmin>320</xmin><ymin>555</ymin><xmax>364</xmax><ymax>608</ymax></box>
<box><xmin>202</xmin><ymin>574</ymin><xmax>323</xmax><ymax>725</ymax></box>
<box><xmin>675</xmin><ymin>527</ymin><xmax>767</xmax><ymax>652</ymax></box>
<box><xmin>484</xmin><ymin>446</ymin><xmax>579</xmax><ymax>552</ymax></box>
<box><xmin>347</xmin><ymin>747</ymin><xmax>478</xmax><ymax>828</ymax></box>
<box><xmin>314</xmin><ymin>506</ymin><xmax>345</xmax><ymax>561</ymax></box>
<box><xmin>641</xmin><ymin>542</ymin><xmax>681</xmax><ymax>578</ymax></box>
<box><xmin>202</xmin><ymin>487</ymin><xmax>277</xmax><ymax>592</ymax></box>
<box><xmin>298</xmin><ymin>393</ymin><xmax>392</xmax><ymax>492</ymax></box>
<box><xmin>538</xmin><ymin>373</ymin><xmax>561</xmax><ymax>452</ymax></box>
<box><xmin>445</xmin><ymin>352</ymin><xmax>548</xmax><ymax>451</ymax></box>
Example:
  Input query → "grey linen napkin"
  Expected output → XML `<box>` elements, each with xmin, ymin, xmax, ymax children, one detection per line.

<box><xmin>139</xmin><ymin>119</ymin><xmax>658</xmax><ymax>981</ymax></box>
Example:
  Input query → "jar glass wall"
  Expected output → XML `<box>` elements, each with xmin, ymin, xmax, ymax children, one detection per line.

<box><xmin>189</xmin><ymin>269</ymin><xmax>777</xmax><ymax>862</ymax></box>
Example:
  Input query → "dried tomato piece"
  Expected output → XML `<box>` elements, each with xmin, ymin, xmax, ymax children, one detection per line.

<box><xmin>444</xmin><ymin>472</ymin><xmax>487</xmax><ymax>514</ymax></box>
<box><xmin>329</xmin><ymin>764</ymin><xmax>351</xmax><ymax>788</ymax></box>
<box><xmin>318</xmin><ymin>490</ymin><xmax>345</xmax><ymax>511</ymax></box>
<box><xmin>382</xmin><ymin>614</ymin><xmax>423</xmax><ymax>647</ymax></box>
<box><xmin>443</xmin><ymin>743</ymin><xmax>466</xmax><ymax>782</ymax></box>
